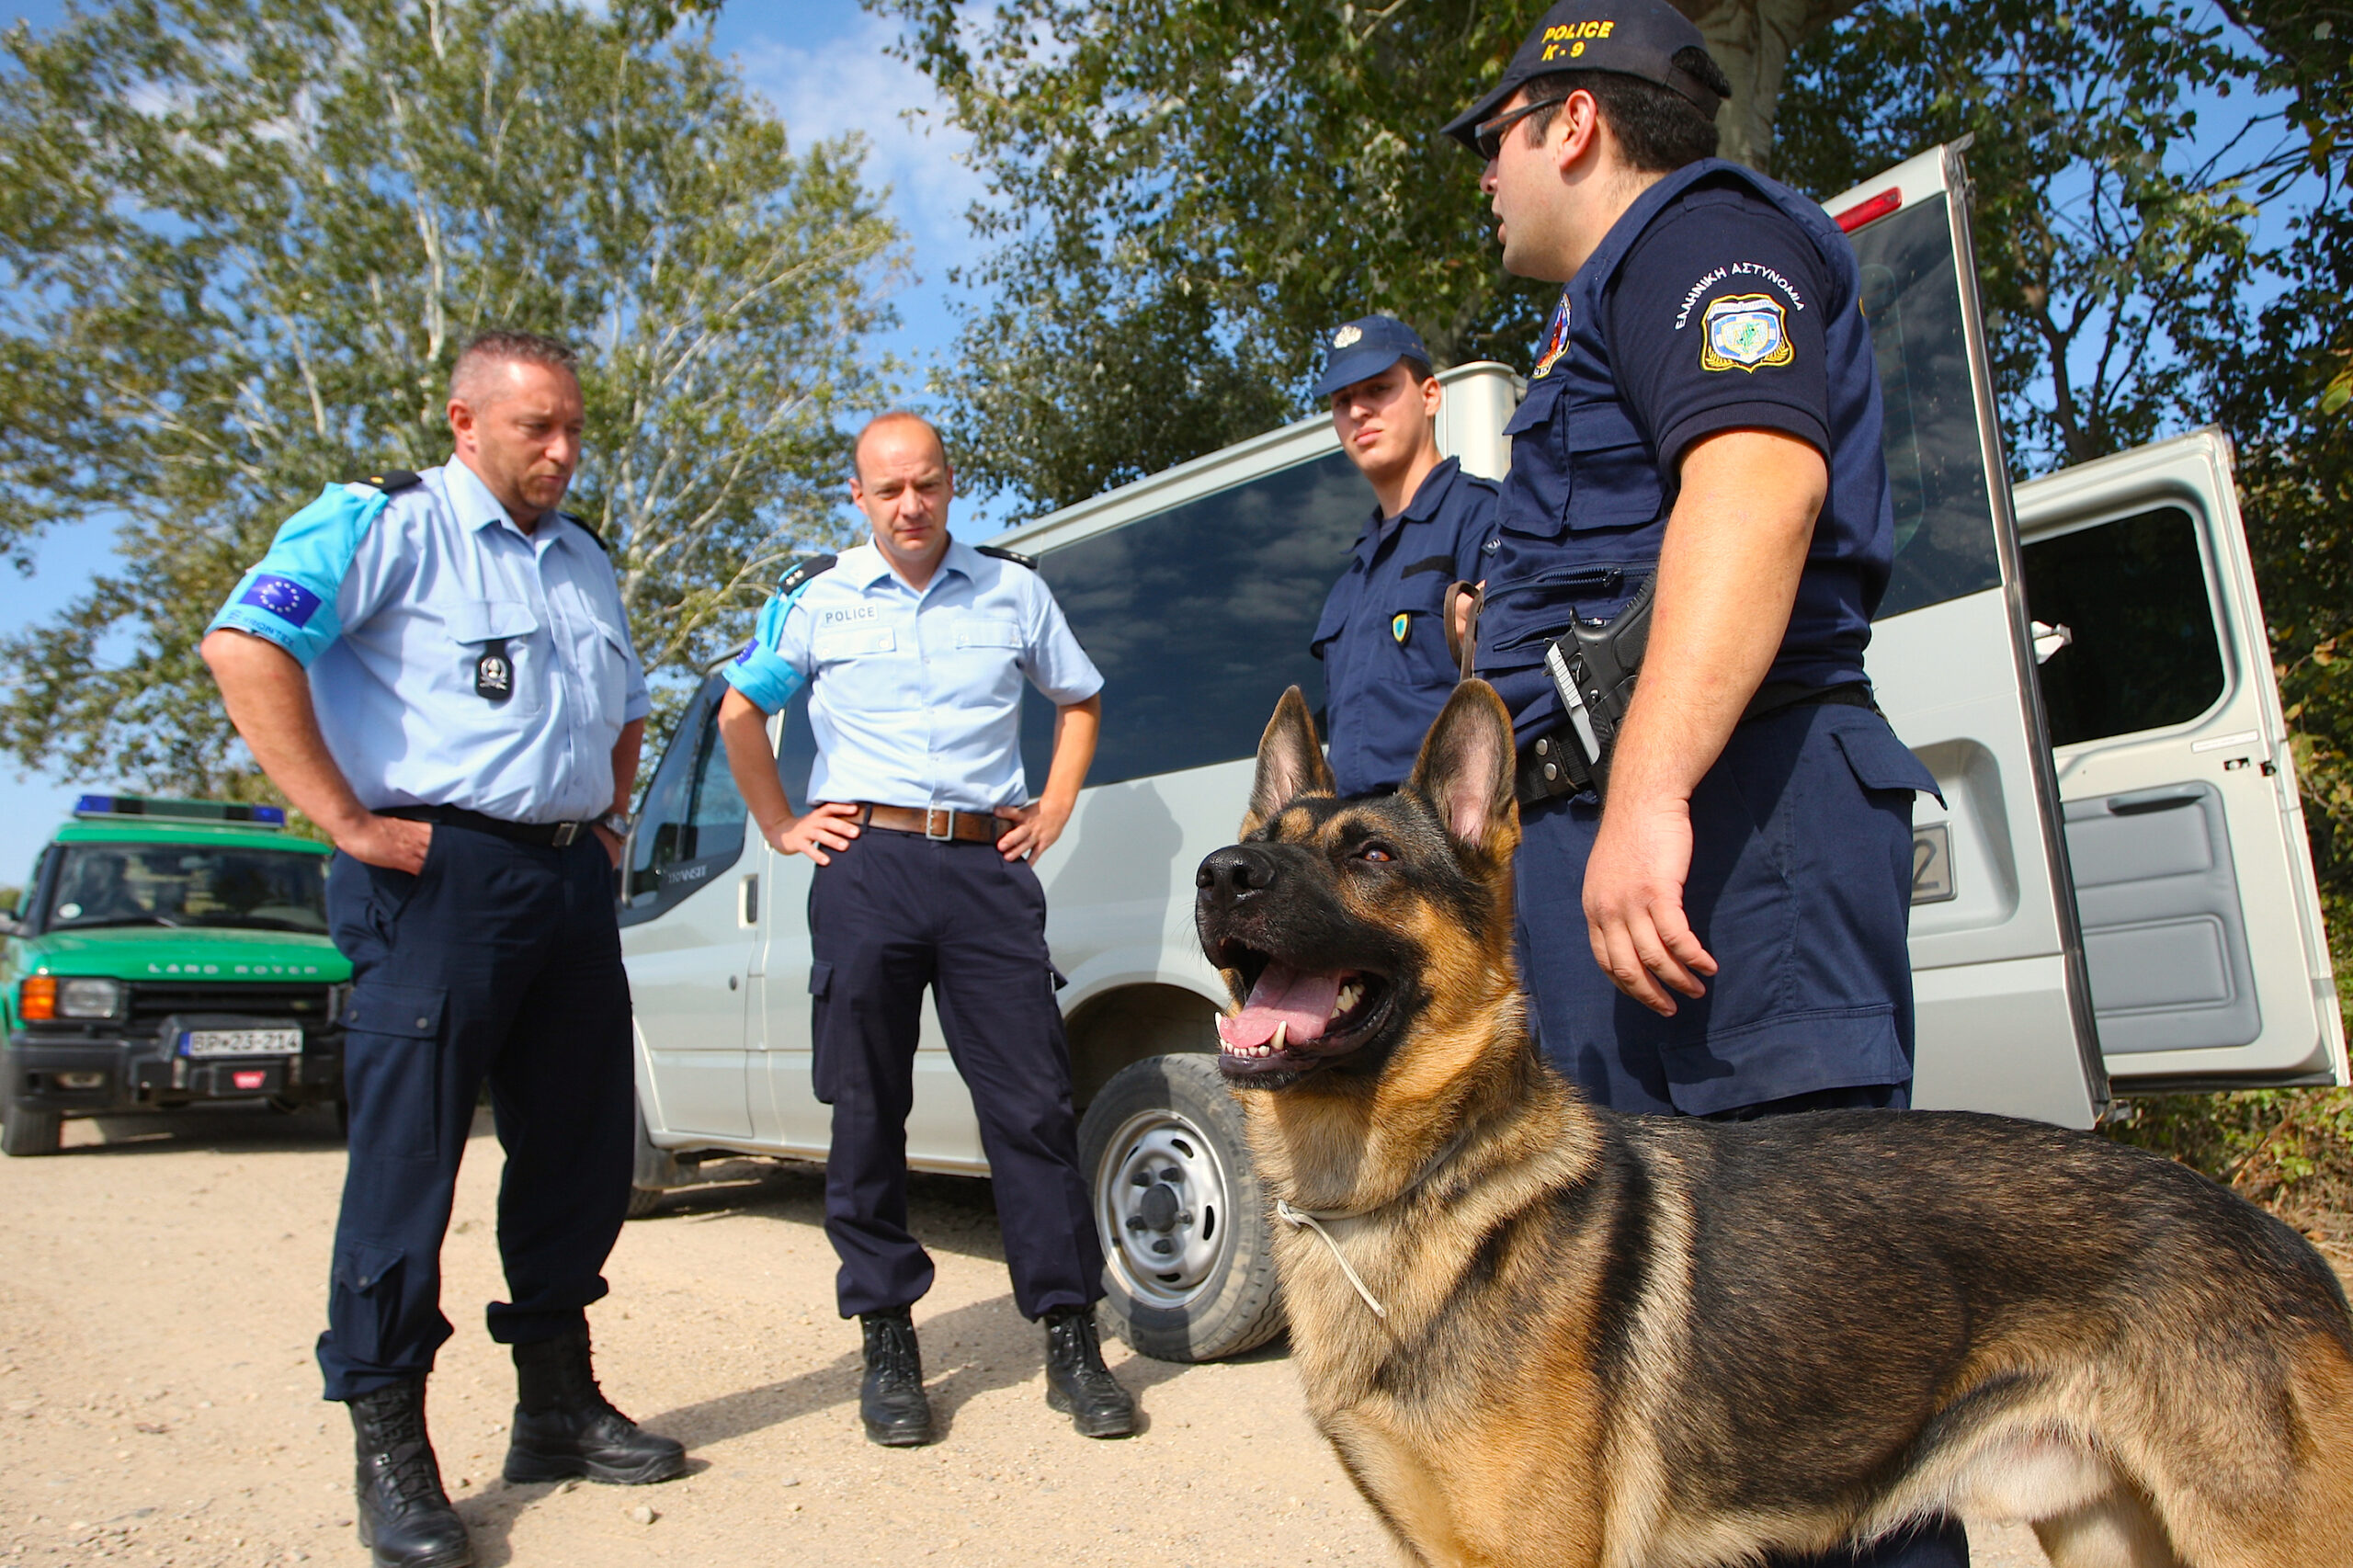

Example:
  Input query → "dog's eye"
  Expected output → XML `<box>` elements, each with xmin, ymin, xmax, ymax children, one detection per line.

<box><xmin>1356</xmin><ymin>842</ymin><xmax>1395</xmax><ymax>863</ymax></box>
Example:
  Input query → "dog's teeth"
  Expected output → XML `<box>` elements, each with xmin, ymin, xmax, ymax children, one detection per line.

<box><xmin>1271</xmin><ymin>1020</ymin><xmax>1287</xmax><ymax>1052</ymax></box>
<box><xmin>1331</xmin><ymin>981</ymin><xmax>1361</xmax><ymax>1019</ymax></box>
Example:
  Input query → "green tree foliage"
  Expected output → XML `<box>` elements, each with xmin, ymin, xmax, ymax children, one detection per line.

<box><xmin>885</xmin><ymin>0</ymin><xmax>1557</xmax><ymax>510</ymax></box>
<box><xmin>1775</xmin><ymin>0</ymin><xmax>2266</xmax><ymax>474</ymax></box>
<box><xmin>0</xmin><ymin>0</ymin><xmax>904</xmax><ymax>792</ymax></box>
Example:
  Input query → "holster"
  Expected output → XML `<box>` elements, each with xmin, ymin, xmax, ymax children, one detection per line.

<box><xmin>1515</xmin><ymin>574</ymin><xmax>1654</xmax><ymax>806</ymax></box>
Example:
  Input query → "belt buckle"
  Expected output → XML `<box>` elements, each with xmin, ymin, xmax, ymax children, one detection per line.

<box><xmin>550</xmin><ymin>821</ymin><xmax>581</xmax><ymax>847</ymax></box>
<box><xmin>924</xmin><ymin>808</ymin><xmax>954</xmax><ymax>842</ymax></box>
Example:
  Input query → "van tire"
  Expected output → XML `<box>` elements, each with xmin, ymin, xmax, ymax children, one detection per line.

<box><xmin>2</xmin><ymin>1099</ymin><xmax>63</xmax><ymax>1157</ymax></box>
<box><xmin>1079</xmin><ymin>1053</ymin><xmax>1281</xmax><ymax>1363</ymax></box>
<box><xmin>627</xmin><ymin>1093</ymin><xmax>685</xmax><ymax>1221</ymax></box>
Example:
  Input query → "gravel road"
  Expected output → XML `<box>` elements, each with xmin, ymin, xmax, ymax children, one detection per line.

<box><xmin>0</xmin><ymin>1106</ymin><xmax>2053</xmax><ymax>1567</ymax></box>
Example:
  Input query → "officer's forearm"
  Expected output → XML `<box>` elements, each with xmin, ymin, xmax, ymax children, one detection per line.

<box><xmin>1040</xmin><ymin>696</ymin><xmax>1101</xmax><ymax>812</ymax></box>
<box><xmin>717</xmin><ymin>687</ymin><xmax>798</xmax><ymax>832</ymax></box>
<box><xmin>1605</xmin><ymin>429</ymin><xmax>1824</xmax><ymax>806</ymax></box>
<box><xmin>199</xmin><ymin>628</ymin><xmax>376</xmax><ymax>840</ymax></box>
<box><xmin>608</xmin><ymin>718</ymin><xmax>644</xmax><ymax>816</ymax></box>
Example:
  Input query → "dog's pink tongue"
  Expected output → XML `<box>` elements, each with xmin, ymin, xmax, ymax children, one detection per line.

<box><xmin>1217</xmin><ymin>962</ymin><xmax>1344</xmax><ymax>1050</ymax></box>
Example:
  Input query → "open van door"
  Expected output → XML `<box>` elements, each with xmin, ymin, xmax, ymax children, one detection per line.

<box><xmin>1824</xmin><ymin>146</ymin><xmax>2109</xmax><ymax>1127</ymax></box>
<box><xmin>2014</xmin><ymin>432</ymin><xmax>2347</xmax><ymax>1090</ymax></box>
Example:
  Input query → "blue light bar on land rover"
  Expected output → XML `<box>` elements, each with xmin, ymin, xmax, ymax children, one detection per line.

<box><xmin>73</xmin><ymin>794</ymin><xmax>287</xmax><ymax>827</ymax></box>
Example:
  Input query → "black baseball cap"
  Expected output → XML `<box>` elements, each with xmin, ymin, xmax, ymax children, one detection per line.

<box><xmin>1440</xmin><ymin>0</ymin><xmax>1725</xmax><ymax>153</ymax></box>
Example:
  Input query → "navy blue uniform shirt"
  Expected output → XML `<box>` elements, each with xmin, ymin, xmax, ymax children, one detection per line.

<box><xmin>1475</xmin><ymin>162</ymin><xmax>1894</xmax><ymax>744</ymax></box>
<box><xmin>1313</xmin><ymin>456</ymin><xmax>1500</xmax><ymax>793</ymax></box>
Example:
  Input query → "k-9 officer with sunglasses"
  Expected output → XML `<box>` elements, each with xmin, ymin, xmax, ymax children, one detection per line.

<box><xmin>1445</xmin><ymin>6</ymin><xmax>1957</xmax><ymax>1565</ymax></box>
<box><xmin>202</xmin><ymin>330</ymin><xmax>682</xmax><ymax>1568</ymax></box>
<box><xmin>1310</xmin><ymin>314</ymin><xmax>1499</xmax><ymax>795</ymax></box>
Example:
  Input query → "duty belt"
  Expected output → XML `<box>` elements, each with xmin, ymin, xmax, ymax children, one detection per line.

<box><xmin>849</xmin><ymin>802</ymin><xmax>1013</xmax><ymax>846</ymax></box>
<box><xmin>381</xmin><ymin>803</ymin><xmax>594</xmax><ymax>847</ymax></box>
<box><xmin>1513</xmin><ymin>681</ymin><xmax>1878</xmax><ymax>808</ymax></box>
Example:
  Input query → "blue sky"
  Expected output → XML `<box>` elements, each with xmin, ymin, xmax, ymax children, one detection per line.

<box><xmin>0</xmin><ymin>0</ymin><xmax>994</xmax><ymax>887</ymax></box>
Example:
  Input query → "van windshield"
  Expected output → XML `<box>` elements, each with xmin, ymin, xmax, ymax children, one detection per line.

<box><xmin>40</xmin><ymin>843</ymin><xmax>330</xmax><ymax>934</ymax></box>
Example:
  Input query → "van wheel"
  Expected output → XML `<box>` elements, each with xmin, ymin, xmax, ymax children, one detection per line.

<box><xmin>2</xmin><ymin>1099</ymin><xmax>63</xmax><ymax>1157</ymax></box>
<box><xmin>624</xmin><ymin>1184</ymin><xmax>667</xmax><ymax>1221</ymax></box>
<box><xmin>626</xmin><ymin>1093</ymin><xmax>685</xmax><ymax>1221</ymax></box>
<box><xmin>1079</xmin><ymin>1053</ymin><xmax>1281</xmax><ymax>1362</ymax></box>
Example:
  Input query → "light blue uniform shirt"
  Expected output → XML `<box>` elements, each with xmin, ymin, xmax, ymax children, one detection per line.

<box><xmin>208</xmin><ymin>458</ymin><xmax>653</xmax><ymax>824</ymax></box>
<box><xmin>722</xmin><ymin>539</ymin><xmax>1102</xmax><ymax>814</ymax></box>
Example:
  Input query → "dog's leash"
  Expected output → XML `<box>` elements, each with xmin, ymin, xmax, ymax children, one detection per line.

<box><xmin>1271</xmin><ymin>1131</ymin><xmax>1472</xmax><ymax>1321</ymax></box>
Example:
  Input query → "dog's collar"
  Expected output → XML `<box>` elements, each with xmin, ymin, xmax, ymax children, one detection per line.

<box><xmin>1272</xmin><ymin>1131</ymin><xmax>1472</xmax><ymax>1320</ymax></box>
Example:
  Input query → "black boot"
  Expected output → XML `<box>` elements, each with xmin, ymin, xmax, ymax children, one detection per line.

<box><xmin>348</xmin><ymin>1379</ymin><xmax>472</xmax><ymax>1568</ymax></box>
<box><xmin>858</xmin><ymin>1307</ymin><xmax>932</xmax><ymax>1447</ymax></box>
<box><xmin>502</xmin><ymin>1325</ymin><xmax>687</xmax><ymax>1486</ymax></box>
<box><xmin>1043</xmin><ymin>1305</ymin><xmax>1136</xmax><ymax>1437</ymax></box>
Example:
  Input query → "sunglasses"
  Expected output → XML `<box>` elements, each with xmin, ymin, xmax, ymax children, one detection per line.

<box><xmin>1472</xmin><ymin>96</ymin><xmax>1568</xmax><ymax>161</ymax></box>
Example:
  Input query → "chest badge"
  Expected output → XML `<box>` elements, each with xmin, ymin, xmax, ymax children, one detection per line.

<box><xmin>1392</xmin><ymin>612</ymin><xmax>1411</xmax><ymax>645</ymax></box>
<box><xmin>475</xmin><ymin>640</ymin><xmax>514</xmax><ymax>703</ymax></box>
<box><xmin>1700</xmin><ymin>294</ymin><xmax>1794</xmax><ymax>372</ymax></box>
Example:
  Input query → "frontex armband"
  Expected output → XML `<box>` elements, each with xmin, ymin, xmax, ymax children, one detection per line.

<box><xmin>206</xmin><ymin>481</ymin><xmax>392</xmax><ymax>666</ymax></box>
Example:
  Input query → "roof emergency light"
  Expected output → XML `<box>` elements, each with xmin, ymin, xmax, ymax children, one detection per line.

<box><xmin>72</xmin><ymin>794</ymin><xmax>287</xmax><ymax>828</ymax></box>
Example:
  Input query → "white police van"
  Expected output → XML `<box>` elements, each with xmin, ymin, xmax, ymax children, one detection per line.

<box><xmin>618</xmin><ymin>143</ymin><xmax>2345</xmax><ymax>1361</ymax></box>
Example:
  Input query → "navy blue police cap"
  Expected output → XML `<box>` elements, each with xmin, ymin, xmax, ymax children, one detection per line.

<box><xmin>1313</xmin><ymin>315</ymin><xmax>1433</xmax><ymax>399</ymax></box>
<box><xmin>1440</xmin><ymin>0</ymin><xmax>1724</xmax><ymax>153</ymax></box>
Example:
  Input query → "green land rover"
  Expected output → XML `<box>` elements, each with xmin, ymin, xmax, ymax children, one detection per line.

<box><xmin>0</xmin><ymin>795</ymin><xmax>352</xmax><ymax>1156</ymax></box>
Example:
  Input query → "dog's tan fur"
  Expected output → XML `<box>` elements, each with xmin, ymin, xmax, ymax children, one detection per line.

<box><xmin>1200</xmin><ymin>681</ymin><xmax>2353</xmax><ymax>1568</ymax></box>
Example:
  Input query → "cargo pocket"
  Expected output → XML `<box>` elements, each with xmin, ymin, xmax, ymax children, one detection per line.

<box><xmin>807</xmin><ymin>960</ymin><xmax>838</xmax><ymax>1105</ymax></box>
<box><xmin>340</xmin><ymin>983</ymin><xmax>449</xmax><ymax>1162</ymax></box>
<box><xmin>1563</xmin><ymin>404</ymin><xmax>1665</xmax><ymax>535</ymax></box>
<box><xmin>331</xmin><ymin>1242</ymin><xmax>406</xmax><ymax>1369</ymax></box>
<box><xmin>1499</xmin><ymin>381</ymin><xmax>1572</xmax><ymax>540</ymax></box>
<box><xmin>1831</xmin><ymin>718</ymin><xmax>1945</xmax><ymax>806</ymax></box>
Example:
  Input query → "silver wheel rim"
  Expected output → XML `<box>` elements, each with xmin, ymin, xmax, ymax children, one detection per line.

<box><xmin>1095</xmin><ymin>1106</ymin><xmax>1233</xmax><ymax>1309</ymax></box>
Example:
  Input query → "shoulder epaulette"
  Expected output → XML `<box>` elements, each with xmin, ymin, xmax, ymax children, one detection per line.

<box><xmin>779</xmin><ymin>552</ymin><xmax>838</xmax><ymax>595</ymax></box>
<box><xmin>558</xmin><ymin>511</ymin><xmax>609</xmax><ymax>552</ymax></box>
<box><xmin>351</xmin><ymin>470</ymin><xmax>422</xmax><ymax>494</ymax></box>
<box><xmin>976</xmin><ymin>543</ymin><xmax>1038</xmax><ymax>570</ymax></box>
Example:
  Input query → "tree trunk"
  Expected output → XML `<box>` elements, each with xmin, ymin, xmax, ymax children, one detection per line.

<box><xmin>1673</xmin><ymin>0</ymin><xmax>1864</xmax><ymax>175</ymax></box>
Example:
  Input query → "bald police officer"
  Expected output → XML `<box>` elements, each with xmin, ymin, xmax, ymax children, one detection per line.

<box><xmin>202</xmin><ymin>331</ymin><xmax>682</xmax><ymax>1568</ymax></box>
<box><xmin>1311</xmin><ymin>315</ymin><xmax>1499</xmax><ymax>794</ymax></box>
<box><xmin>716</xmin><ymin>412</ymin><xmax>1135</xmax><ymax>1448</ymax></box>
<box><xmin>1444</xmin><ymin>5</ymin><xmax>1959</xmax><ymax>1565</ymax></box>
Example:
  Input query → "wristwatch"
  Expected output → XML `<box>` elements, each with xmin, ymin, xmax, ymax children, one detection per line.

<box><xmin>597</xmin><ymin>811</ymin><xmax>632</xmax><ymax>840</ymax></box>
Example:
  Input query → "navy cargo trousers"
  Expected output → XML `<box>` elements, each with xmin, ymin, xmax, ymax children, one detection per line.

<box><xmin>317</xmin><ymin>823</ymin><xmax>634</xmax><ymax>1403</ymax></box>
<box><xmin>807</xmin><ymin>826</ymin><xmax>1102</xmax><ymax>1321</ymax></box>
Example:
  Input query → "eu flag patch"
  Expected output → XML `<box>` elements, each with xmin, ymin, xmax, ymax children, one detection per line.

<box><xmin>239</xmin><ymin>574</ymin><xmax>323</xmax><ymax>628</ymax></box>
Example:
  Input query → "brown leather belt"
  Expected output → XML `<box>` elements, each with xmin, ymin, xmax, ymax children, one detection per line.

<box><xmin>849</xmin><ymin>802</ymin><xmax>1012</xmax><ymax>846</ymax></box>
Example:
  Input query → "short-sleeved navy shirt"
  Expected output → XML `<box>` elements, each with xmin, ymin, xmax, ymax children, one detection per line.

<box><xmin>1313</xmin><ymin>457</ymin><xmax>1500</xmax><ymax>794</ymax></box>
<box><xmin>1608</xmin><ymin>179</ymin><xmax>1835</xmax><ymax>472</ymax></box>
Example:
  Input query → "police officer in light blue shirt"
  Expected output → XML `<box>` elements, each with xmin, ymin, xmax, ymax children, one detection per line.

<box><xmin>1309</xmin><ymin>314</ymin><xmax>1500</xmax><ymax>794</ymax></box>
<box><xmin>715</xmin><ymin>411</ymin><xmax>1136</xmax><ymax>1449</ymax></box>
<box><xmin>201</xmin><ymin>331</ymin><xmax>684</xmax><ymax>1568</ymax></box>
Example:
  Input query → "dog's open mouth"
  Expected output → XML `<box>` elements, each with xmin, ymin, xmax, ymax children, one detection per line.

<box><xmin>1211</xmin><ymin>947</ymin><xmax>1391</xmax><ymax>1077</ymax></box>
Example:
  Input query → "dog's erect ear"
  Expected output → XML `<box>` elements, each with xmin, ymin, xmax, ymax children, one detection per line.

<box><xmin>1242</xmin><ymin>686</ymin><xmax>1336</xmax><ymax>837</ymax></box>
<box><xmin>1404</xmin><ymin>680</ymin><xmax>1520</xmax><ymax>858</ymax></box>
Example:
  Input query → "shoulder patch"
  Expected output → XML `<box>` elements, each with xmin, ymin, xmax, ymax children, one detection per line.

<box><xmin>349</xmin><ymin>469</ymin><xmax>422</xmax><ymax>494</ymax></box>
<box><xmin>975</xmin><ymin>543</ymin><xmax>1038</xmax><ymax>570</ymax></box>
<box><xmin>778</xmin><ymin>552</ymin><xmax>838</xmax><ymax>595</ymax></box>
<box><xmin>1699</xmin><ymin>294</ymin><xmax>1794</xmax><ymax>372</ymax></box>
<box><xmin>558</xmin><ymin>511</ymin><xmax>610</xmax><ymax>552</ymax></box>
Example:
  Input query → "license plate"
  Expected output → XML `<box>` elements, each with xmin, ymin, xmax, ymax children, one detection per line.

<box><xmin>180</xmin><ymin>1028</ymin><xmax>302</xmax><ymax>1058</ymax></box>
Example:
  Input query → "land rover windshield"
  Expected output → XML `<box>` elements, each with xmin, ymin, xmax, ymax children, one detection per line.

<box><xmin>38</xmin><ymin>843</ymin><xmax>331</xmax><ymax>935</ymax></box>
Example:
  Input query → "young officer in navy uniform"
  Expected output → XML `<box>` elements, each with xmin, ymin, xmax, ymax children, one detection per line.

<box><xmin>1310</xmin><ymin>314</ymin><xmax>1500</xmax><ymax>794</ymax></box>
<box><xmin>1443</xmin><ymin>5</ymin><xmax>1959</xmax><ymax>1566</ymax></box>
<box><xmin>713</xmin><ymin>411</ymin><xmax>1135</xmax><ymax>1448</ymax></box>
<box><xmin>201</xmin><ymin>331</ymin><xmax>683</xmax><ymax>1568</ymax></box>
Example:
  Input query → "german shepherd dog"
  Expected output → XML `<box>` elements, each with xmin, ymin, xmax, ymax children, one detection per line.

<box><xmin>1194</xmin><ymin>680</ymin><xmax>2353</xmax><ymax>1568</ymax></box>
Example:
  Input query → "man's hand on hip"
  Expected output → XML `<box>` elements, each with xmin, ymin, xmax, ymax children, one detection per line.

<box><xmin>338</xmin><ymin>814</ymin><xmax>434</xmax><ymax>875</ymax></box>
<box><xmin>592</xmin><ymin>824</ymin><xmax>624</xmax><ymax>868</ymax></box>
<box><xmin>995</xmin><ymin>797</ymin><xmax>1072</xmax><ymax>863</ymax></box>
<box><xmin>768</xmin><ymin>801</ymin><xmax>862</xmax><ymax>866</ymax></box>
<box><xmin>1582</xmin><ymin>790</ymin><xmax>1717</xmax><ymax>1017</ymax></box>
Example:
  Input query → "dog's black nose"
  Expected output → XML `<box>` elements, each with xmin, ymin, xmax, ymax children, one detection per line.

<box><xmin>1197</xmin><ymin>846</ymin><xmax>1278</xmax><ymax>906</ymax></box>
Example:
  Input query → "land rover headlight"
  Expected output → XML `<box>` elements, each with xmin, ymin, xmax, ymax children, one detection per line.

<box><xmin>56</xmin><ymin>978</ymin><xmax>122</xmax><ymax>1018</ymax></box>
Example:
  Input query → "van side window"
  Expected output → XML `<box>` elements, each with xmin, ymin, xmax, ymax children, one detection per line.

<box><xmin>623</xmin><ymin>672</ymin><xmax>748</xmax><ymax>918</ymax></box>
<box><xmin>2022</xmin><ymin>506</ymin><xmax>2227</xmax><ymax>747</ymax></box>
<box><xmin>1019</xmin><ymin>450</ymin><xmax>1368</xmax><ymax>788</ymax></box>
